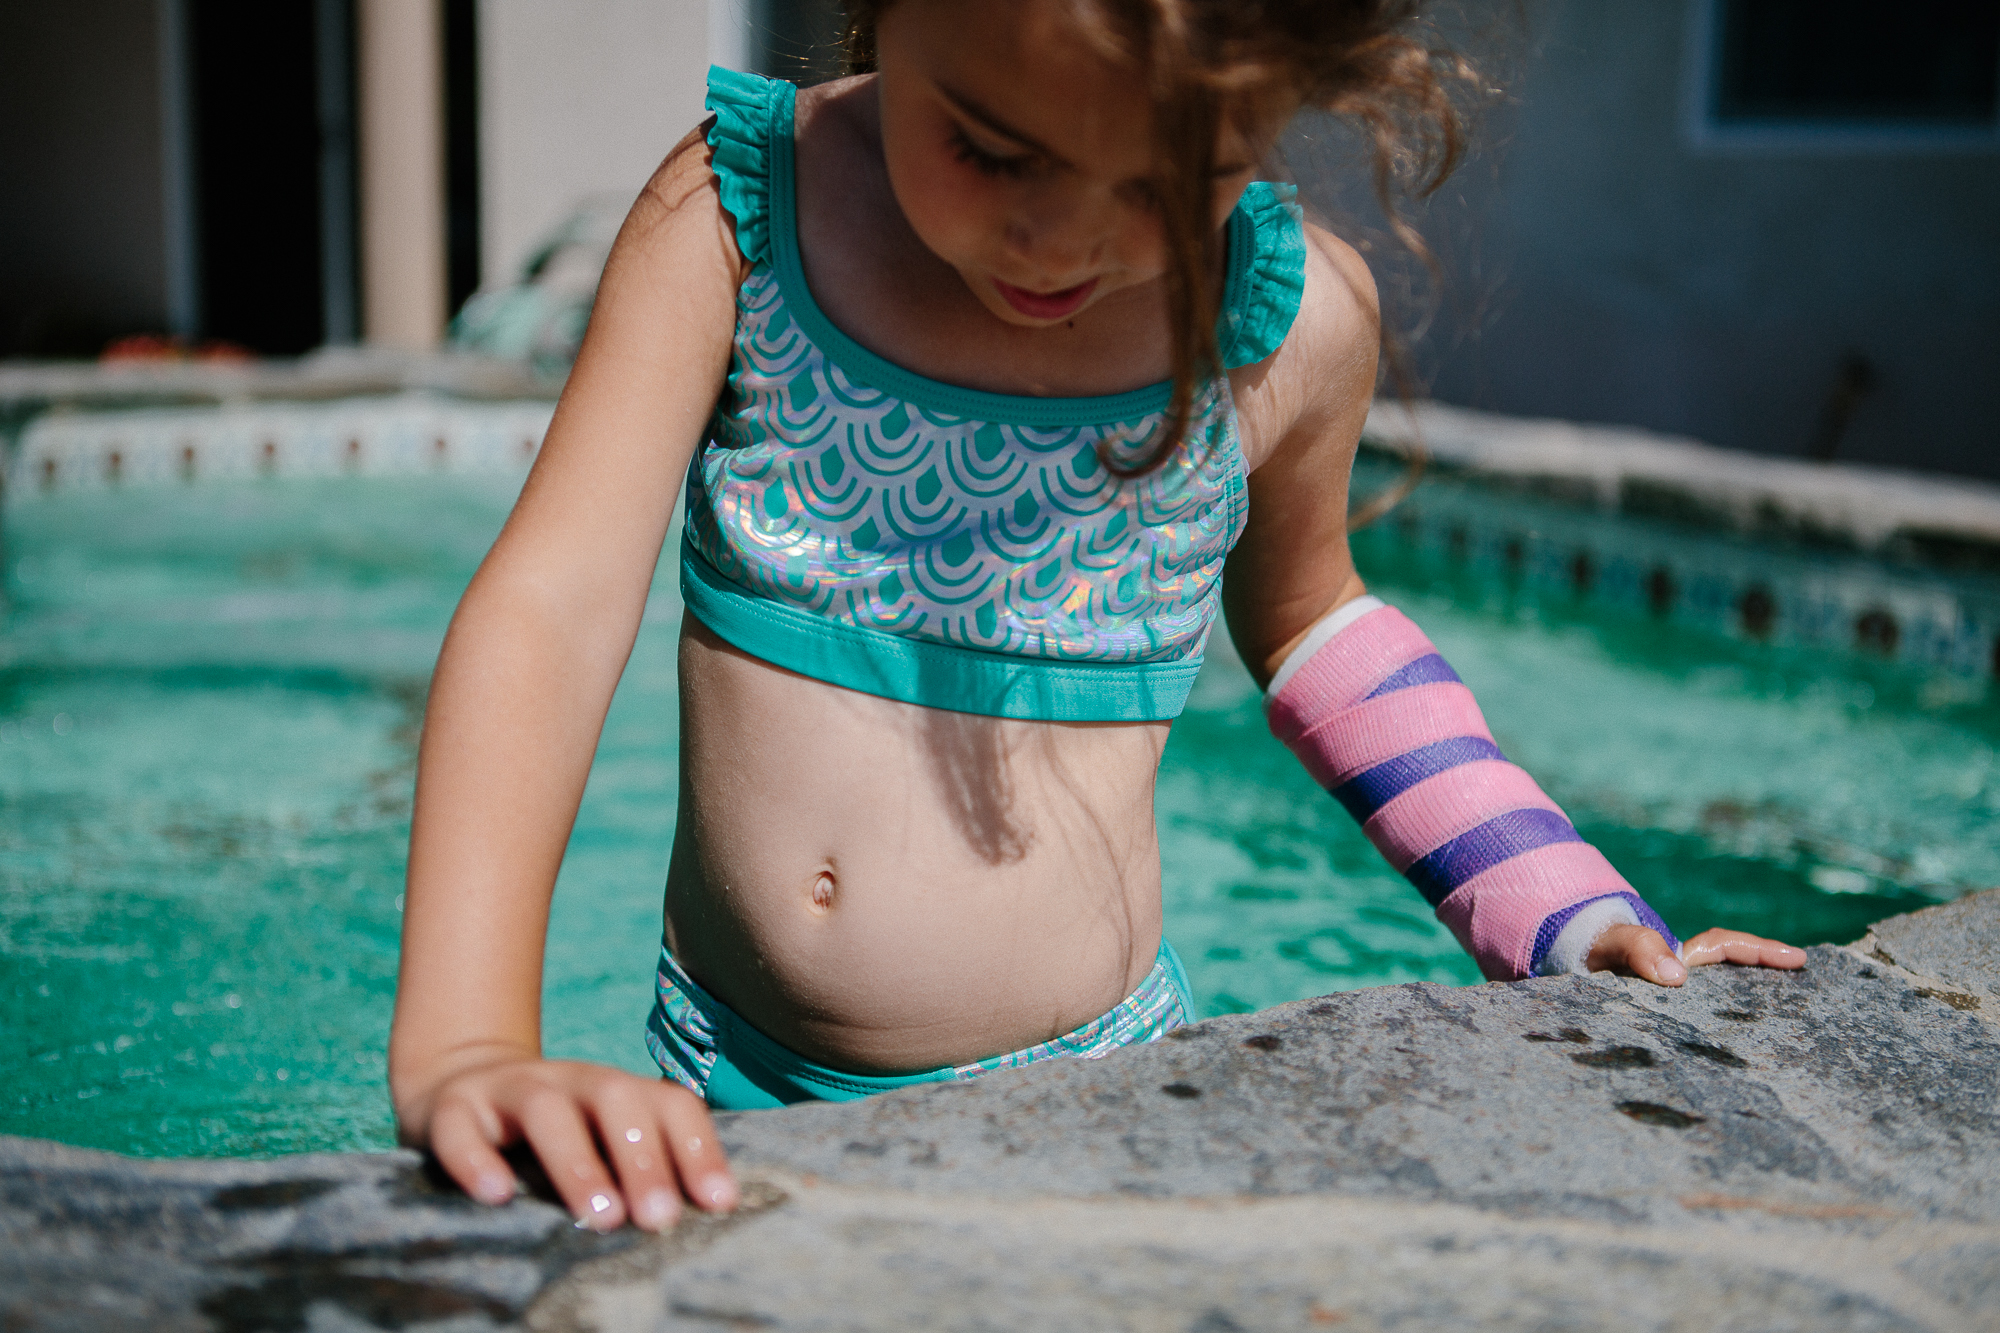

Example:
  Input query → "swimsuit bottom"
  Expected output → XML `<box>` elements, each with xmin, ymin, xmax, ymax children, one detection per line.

<box><xmin>646</xmin><ymin>938</ymin><xmax>1194</xmax><ymax>1111</ymax></box>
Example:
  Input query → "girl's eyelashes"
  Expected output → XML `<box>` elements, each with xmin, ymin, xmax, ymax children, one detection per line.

<box><xmin>947</xmin><ymin>126</ymin><xmax>1035</xmax><ymax>179</ymax></box>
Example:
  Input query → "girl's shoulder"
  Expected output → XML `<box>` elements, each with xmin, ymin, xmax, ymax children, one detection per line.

<box><xmin>1295</xmin><ymin>219</ymin><xmax>1382</xmax><ymax>366</ymax></box>
<box><xmin>1231</xmin><ymin>217</ymin><xmax>1380</xmax><ymax>473</ymax></box>
<box><xmin>702</xmin><ymin>67</ymin><xmax>876</xmax><ymax>271</ymax></box>
<box><xmin>701</xmin><ymin>66</ymin><xmax>788</xmax><ymax>269</ymax></box>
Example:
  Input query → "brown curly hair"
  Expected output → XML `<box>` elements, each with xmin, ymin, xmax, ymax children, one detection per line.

<box><xmin>842</xmin><ymin>0</ymin><xmax>1477</xmax><ymax>477</ymax></box>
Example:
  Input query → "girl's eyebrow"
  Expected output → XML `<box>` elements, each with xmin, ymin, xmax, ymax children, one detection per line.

<box><xmin>935</xmin><ymin>84</ymin><xmax>1073</xmax><ymax>168</ymax></box>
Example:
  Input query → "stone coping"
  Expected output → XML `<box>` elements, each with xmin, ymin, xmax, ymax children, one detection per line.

<box><xmin>5</xmin><ymin>890</ymin><xmax>1996</xmax><ymax>1331</ymax></box>
<box><xmin>0</xmin><ymin>349</ymin><xmax>561</xmax><ymax>414</ymax></box>
<box><xmin>1365</xmin><ymin>401</ymin><xmax>2000</xmax><ymax>572</ymax></box>
<box><xmin>7</xmin><ymin>364</ymin><xmax>1998</xmax><ymax>576</ymax></box>
<box><xmin>7</xmin><ymin>393</ymin><xmax>555</xmax><ymax>494</ymax></box>
<box><xmin>12</xmin><ymin>390</ymin><xmax>1997</xmax><ymax>680</ymax></box>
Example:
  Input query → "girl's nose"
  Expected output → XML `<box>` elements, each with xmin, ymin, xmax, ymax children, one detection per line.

<box><xmin>1003</xmin><ymin>188</ymin><xmax>1110</xmax><ymax>282</ymax></box>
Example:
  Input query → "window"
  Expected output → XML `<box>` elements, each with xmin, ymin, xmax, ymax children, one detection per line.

<box><xmin>1686</xmin><ymin>0</ymin><xmax>2000</xmax><ymax>150</ymax></box>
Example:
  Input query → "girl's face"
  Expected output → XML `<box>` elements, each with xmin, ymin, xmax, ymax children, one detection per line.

<box><xmin>874</xmin><ymin>0</ymin><xmax>1273</xmax><ymax>328</ymax></box>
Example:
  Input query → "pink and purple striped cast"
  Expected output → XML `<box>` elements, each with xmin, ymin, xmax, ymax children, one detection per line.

<box><xmin>1264</xmin><ymin>596</ymin><xmax>1679</xmax><ymax>980</ymax></box>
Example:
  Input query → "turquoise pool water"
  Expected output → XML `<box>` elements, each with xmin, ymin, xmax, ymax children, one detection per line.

<box><xmin>3</xmin><ymin>468</ymin><xmax>1990</xmax><ymax>1157</ymax></box>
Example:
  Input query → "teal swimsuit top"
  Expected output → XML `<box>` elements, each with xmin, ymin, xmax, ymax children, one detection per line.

<box><xmin>684</xmin><ymin>66</ymin><xmax>1306</xmax><ymax>722</ymax></box>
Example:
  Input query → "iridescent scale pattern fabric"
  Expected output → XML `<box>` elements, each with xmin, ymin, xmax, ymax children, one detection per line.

<box><xmin>686</xmin><ymin>269</ymin><xmax>1249</xmax><ymax>665</ymax></box>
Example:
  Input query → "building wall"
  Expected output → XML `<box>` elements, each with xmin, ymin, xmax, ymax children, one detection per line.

<box><xmin>1392</xmin><ymin>0</ymin><xmax>2000</xmax><ymax>480</ymax></box>
<box><xmin>0</xmin><ymin>0</ymin><xmax>168</xmax><ymax>357</ymax></box>
<box><xmin>476</xmin><ymin>0</ymin><xmax>713</xmax><ymax>290</ymax></box>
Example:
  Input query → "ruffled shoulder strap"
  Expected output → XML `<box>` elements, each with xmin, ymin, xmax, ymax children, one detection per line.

<box><xmin>704</xmin><ymin>65</ymin><xmax>791</xmax><ymax>267</ymax></box>
<box><xmin>1215</xmin><ymin>181</ymin><xmax>1307</xmax><ymax>369</ymax></box>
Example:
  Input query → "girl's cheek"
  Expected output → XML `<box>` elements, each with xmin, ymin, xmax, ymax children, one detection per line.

<box><xmin>893</xmin><ymin>160</ymin><xmax>1002</xmax><ymax>269</ymax></box>
<box><xmin>1104</xmin><ymin>210</ymin><xmax>1169</xmax><ymax>285</ymax></box>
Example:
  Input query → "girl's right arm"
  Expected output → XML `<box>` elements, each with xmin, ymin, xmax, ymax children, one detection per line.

<box><xmin>389</xmin><ymin>126</ymin><xmax>744</xmax><ymax>1233</ymax></box>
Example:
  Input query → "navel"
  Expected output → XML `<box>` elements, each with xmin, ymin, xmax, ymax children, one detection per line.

<box><xmin>808</xmin><ymin>869</ymin><xmax>837</xmax><ymax>914</ymax></box>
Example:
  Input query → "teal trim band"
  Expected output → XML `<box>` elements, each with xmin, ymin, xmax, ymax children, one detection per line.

<box><xmin>680</xmin><ymin>539</ymin><xmax>1203</xmax><ymax>721</ymax></box>
<box><xmin>1159</xmin><ymin>939</ymin><xmax>1195</xmax><ymax>1015</ymax></box>
<box><xmin>678</xmin><ymin>939</ymin><xmax>1193</xmax><ymax>1110</ymax></box>
<box><xmin>708</xmin><ymin>1005</ymin><xmax>958</xmax><ymax>1107</ymax></box>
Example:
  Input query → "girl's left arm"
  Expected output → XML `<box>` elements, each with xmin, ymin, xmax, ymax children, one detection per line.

<box><xmin>1223</xmin><ymin>225</ymin><xmax>1803</xmax><ymax>986</ymax></box>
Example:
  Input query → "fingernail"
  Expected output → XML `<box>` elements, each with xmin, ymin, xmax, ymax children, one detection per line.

<box><xmin>570</xmin><ymin>1192</ymin><xmax>619</xmax><ymax>1231</ymax></box>
<box><xmin>473</xmin><ymin>1172</ymin><xmax>513</xmax><ymax>1205</ymax></box>
<box><xmin>1656</xmin><ymin>956</ymin><xmax>1687</xmax><ymax>984</ymax></box>
<box><xmin>636</xmin><ymin>1188</ymin><xmax>678</xmax><ymax>1230</ymax></box>
<box><xmin>704</xmin><ymin>1174</ymin><xmax>739</xmax><ymax>1211</ymax></box>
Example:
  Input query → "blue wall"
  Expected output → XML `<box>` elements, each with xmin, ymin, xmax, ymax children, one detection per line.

<box><xmin>1297</xmin><ymin>0</ymin><xmax>2000</xmax><ymax>481</ymax></box>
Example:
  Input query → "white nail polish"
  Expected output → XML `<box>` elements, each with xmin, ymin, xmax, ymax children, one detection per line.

<box><xmin>574</xmin><ymin>1194</ymin><xmax>616</xmax><ymax>1231</ymax></box>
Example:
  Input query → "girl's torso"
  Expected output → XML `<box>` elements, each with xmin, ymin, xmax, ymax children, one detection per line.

<box><xmin>664</xmin><ymin>71</ymin><xmax>1309</xmax><ymax>1072</ymax></box>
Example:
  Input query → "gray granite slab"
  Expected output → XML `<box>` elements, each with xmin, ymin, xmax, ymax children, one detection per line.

<box><xmin>1862</xmin><ymin>891</ymin><xmax>2000</xmax><ymax>1008</ymax></box>
<box><xmin>711</xmin><ymin>946</ymin><xmax>2000</xmax><ymax>1227</ymax></box>
<box><xmin>4</xmin><ymin>895</ymin><xmax>1997</xmax><ymax>1332</ymax></box>
<box><xmin>531</xmin><ymin>1176</ymin><xmax>1996</xmax><ymax>1333</ymax></box>
<box><xmin>0</xmin><ymin>1136</ymin><xmax>634</xmax><ymax>1333</ymax></box>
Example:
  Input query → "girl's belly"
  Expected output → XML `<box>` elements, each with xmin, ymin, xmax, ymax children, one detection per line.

<box><xmin>663</xmin><ymin>616</ymin><xmax>1169</xmax><ymax>1073</ymax></box>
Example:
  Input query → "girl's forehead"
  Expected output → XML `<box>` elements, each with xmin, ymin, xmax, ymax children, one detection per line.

<box><xmin>885</xmin><ymin>0</ymin><xmax>1156</xmax><ymax>173</ymax></box>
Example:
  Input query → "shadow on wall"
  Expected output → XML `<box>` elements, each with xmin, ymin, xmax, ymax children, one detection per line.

<box><xmin>450</xmin><ymin>198</ymin><xmax>621</xmax><ymax>373</ymax></box>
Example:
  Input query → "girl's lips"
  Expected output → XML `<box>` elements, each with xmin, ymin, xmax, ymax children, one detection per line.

<box><xmin>992</xmin><ymin>277</ymin><xmax>1098</xmax><ymax>320</ymax></box>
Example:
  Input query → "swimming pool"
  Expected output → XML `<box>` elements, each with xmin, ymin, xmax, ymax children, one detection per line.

<box><xmin>3</xmin><ymin>432</ymin><xmax>1991</xmax><ymax>1159</ymax></box>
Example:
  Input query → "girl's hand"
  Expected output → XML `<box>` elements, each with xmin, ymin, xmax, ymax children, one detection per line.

<box><xmin>1586</xmin><ymin>925</ymin><xmax>1807</xmax><ymax>987</ymax></box>
<box><xmin>405</xmin><ymin>1056</ymin><xmax>737</xmax><ymax>1232</ymax></box>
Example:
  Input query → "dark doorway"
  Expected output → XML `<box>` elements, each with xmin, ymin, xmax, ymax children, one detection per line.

<box><xmin>188</xmin><ymin>0</ymin><xmax>352</xmax><ymax>355</ymax></box>
<box><xmin>444</xmin><ymin>0</ymin><xmax>481</xmax><ymax>317</ymax></box>
<box><xmin>185</xmin><ymin>0</ymin><xmax>357</xmax><ymax>354</ymax></box>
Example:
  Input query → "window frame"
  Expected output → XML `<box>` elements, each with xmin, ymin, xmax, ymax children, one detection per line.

<box><xmin>1679</xmin><ymin>0</ymin><xmax>2000</xmax><ymax>154</ymax></box>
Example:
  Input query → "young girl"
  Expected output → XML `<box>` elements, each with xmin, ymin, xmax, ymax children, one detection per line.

<box><xmin>390</xmin><ymin>0</ymin><xmax>1805</xmax><ymax>1234</ymax></box>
